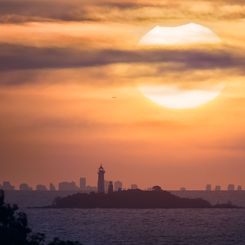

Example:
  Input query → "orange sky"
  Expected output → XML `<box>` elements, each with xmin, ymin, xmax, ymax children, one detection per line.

<box><xmin>0</xmin><ymin>0</ymin><xmax>245</xmax><ymax>189</ymax></box>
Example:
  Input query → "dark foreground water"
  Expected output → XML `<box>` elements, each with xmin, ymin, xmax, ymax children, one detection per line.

<box><xmin>25</xmin><ymin>208</ymin><xmax>245</xmax><ymax>245</ymax></box>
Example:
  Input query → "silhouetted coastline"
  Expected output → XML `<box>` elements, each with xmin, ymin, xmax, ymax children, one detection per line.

<box><xmin>48</xmin><ymin>189</ymin><xmax>239</xmax><ymax>209</ymax></box>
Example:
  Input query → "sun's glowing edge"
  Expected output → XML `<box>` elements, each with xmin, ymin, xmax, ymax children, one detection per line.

<box><xmin>139</xmin><ymin>23</ymin><xmax>221</xmax><ymax>46</ymax></box>
<box><xmin>139</xmin><ymin>85</ymin><xmax>223</xmax><ymax>109</ymax></box>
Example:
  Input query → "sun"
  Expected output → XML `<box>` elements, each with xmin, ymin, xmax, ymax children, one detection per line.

<box><xmin>139</xmin><ymin>85</ymin><xmax>223</xmax><ymax>109</ymax></box>
<box><xmin>138</xmin><ymin>23</ymin><xmax>223</xmax><ymax>109</ymax></box>
<box><xmin>139</xmin><ymin>23</ymin><xmax>221</xmax><ymax>46</ymax></box>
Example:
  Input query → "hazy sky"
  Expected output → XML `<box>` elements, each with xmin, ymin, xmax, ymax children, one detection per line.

<box><xmin>0</xmin><ymin>0</ymin><xmax>245</xmax><ymax>189</ymax></box>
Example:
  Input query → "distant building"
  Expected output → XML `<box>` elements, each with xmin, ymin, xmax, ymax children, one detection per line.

<box><xmin>36</xmin><ymin>184</ymin><xmax>47</xmax><ymax>191</ymax></box>
<box><xmin>49</xmin><ymin>183</ymin><xmax>56</xmax><ymax>191</ymax></box>
<box><xmin>2</xmin><ymin>181</ymin><xmax>15</xmax><ymax>190</ymax></box>
<box><xmin>114</xmin><ymin>181</ymin><xmax>123</xmax><ymax>191</ymax></box>
<box><xmin>131</xmin><ymin>184</ymin><xmax>138</xmax><ymax>190</ymax></box>
<box><xmin>80</xmin><ymin>177</ymin><xmax>86</xmax><ymax>191</ymax></box>
<box><xmin>206</xmin><ymin>184</ymin><xmax>212</xmax><ymax>191</ymax></box>
<box><xmin>215</xmin><ymin>185</ymin><xmax>221</xmax><ymax>191</ymax></box>
<box><xmin>0</xmin><ymin>189</ymin><xmax>4</xmax><ymax>205</ymax></box>
<box><xmin>180</xmin><ymin>187</ymin><xmax>186</xmax><ymax>191</ymax></box>
<box><xmin>227</xmin><ymin>184</ymin><xmax>235</xmax><ymax>191</ymax></box>
<box><xmin>97</xmin><ymin>165</ymin><xmax>105</xmax><ymax>193</ymax></box>
<box><xmin>104</xmin><ymin>180</ymin><xmax>109</xmax><ymax>193</ymax></box>
<box><xmin>237</xmin><ymin>185</ymin><xmax>242</xmax><ymax>191</ymax></box>
<box><xmin>108</xmin><ymin>181</ymin><xmax>113</xmax><ymax>194</ymax></box>
<box><xmin>19</xmin><ymin>183</ymin><xmax>32</xmax><ymax>191</ymax></box>
<box><xmin>58</xmin><ymin>181</ymin><xmax>79</xmax><ymax>191</ymax></box>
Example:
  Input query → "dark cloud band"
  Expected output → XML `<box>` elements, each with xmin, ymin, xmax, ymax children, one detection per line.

<box><xmin>0</xmin><ymin>44</ymin><xmax>244</xmax><ymax>72</ymax></box>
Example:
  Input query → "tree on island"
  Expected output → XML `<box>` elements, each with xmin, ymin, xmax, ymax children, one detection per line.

<box><xmin>0</xmin><ymin>190</ymin><xmax>82</xmax><ymax>245</ymax></box>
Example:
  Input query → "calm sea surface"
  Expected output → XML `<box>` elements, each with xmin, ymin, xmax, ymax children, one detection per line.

<box><xmin>25</xmin><ymin>208</ymin><xmax>245</xmax><ymax>245</ymax></box>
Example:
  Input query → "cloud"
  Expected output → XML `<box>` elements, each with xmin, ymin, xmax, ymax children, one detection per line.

<box><xmin>0</xmin><ymin>112</ymin><xmax>188</xmax><ymax>144</ymax></box>
<box><xmin>0</xmin><ymin>44</ymin><xmax>244</xmax><ymax>75</ymax></box>
<box><xmin>0</xmin><ymin>0</ymin><xmax>245</xmax><ymax>23</ymax></box>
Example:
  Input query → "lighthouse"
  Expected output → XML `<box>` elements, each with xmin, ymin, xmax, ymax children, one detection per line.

<box><xmin>97</xmin><ymin>165</ymin><xmax>105</xmax><ymax>193</ymax></box>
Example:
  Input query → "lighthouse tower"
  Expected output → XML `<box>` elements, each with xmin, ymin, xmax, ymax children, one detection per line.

<box><xmin>97</xmin><ymin>165</ymin><xmax>105</xmax><ymax>193</ymax></box>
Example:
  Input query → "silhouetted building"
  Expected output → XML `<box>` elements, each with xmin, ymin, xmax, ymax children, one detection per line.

<box><xmin>215</xmin><ymin>185</ymin><xmax>221</xmax><ymax>191</ymax></box>
<box><xmin>237</xmin><ymin>185</ymin><xmax>242</xmax><ymax>191</ymax></box>
<box><xmin>206</xmin><ymin>184</ymin><xmax>212</xmax><ymax>191</ymax></box>
<box><xmin>152</xmin><ymin>186</ymin><xmax>162</xmax><ymax>191</ymax></box>
<box><xmin>49</xmin><ymin>183</ymin><xmax>56</xmax><ymax>191</ymax></box>
<box><xmin>36</xmin><ymin>184</ymin><xmax>48</xmax><ymax>191</ymax></box>
<box><xmin>108</xmin><ymin>181</ymin><xmax>113</xmax><ymax>194</ymax></box>
<box><xmin>104</xmin><ymin>180</ymin><xmax>109</xmax><ymax>193</ymax></box>
<box><xmin>97</xmin><ymin>165</ymin><xmax>105</xmax><ymax>193</ymax></box>
<box><xmin>0</xmin><ymin>189</ymin><xmax>4</xmax><ymax>205</ymax></box>
<box><xmin>131</xmin><ymin>184</ymin><xmax>138</xmax><ymax>190</ymax></box>
<box><xmin>19</xmin><ymin>183</ymin><xmax>32</xmax><ymax>191</ymax></box>
<box><xmin>80</xmin><ymin>177</ymin><xmax>86</xmax><ymax>191</ymax></box>
<box><xmin>180</xmin><ymin>187</ymin><xmax>186</xmax><ymax>191</ymax></box>
<box><xmin>227</xmin><ymin>184</ymin><xmax>235</xmax><ymax>191</ymax></box>
<box><xmin>58</xmin><ymin>181</ymin><xmax>79</xmax><ymax>191</ymax></box>
<box><xmin>2</xmin><ymin>181</ymin><xmax>15</xmax><ymax>190</ymax></box>
<box><xmin>114</xmin><ymin>181</ymin><xmax>123</xmax><ymax>191</ymax></box>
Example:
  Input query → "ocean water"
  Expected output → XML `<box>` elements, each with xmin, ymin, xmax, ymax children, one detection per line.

<box><xmin>25</xmin><ymin>208</ymin><xmax>245</xmax><ymax>245</ymax></box>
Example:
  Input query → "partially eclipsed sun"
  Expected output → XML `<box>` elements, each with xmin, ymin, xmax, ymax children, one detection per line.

<box><xmin>138</xmin><ymin>23</ymin><xmax>223</xmax><ymax>109</ymax></box>
<box><xmin>139</xmin><ymin>23</ymin><xmax>221</xmax><ymax>46</ymax></box>
<box><xmin>139</xmin><ymin>85</ymin><xmax>224</xmax><ymax>109</ymax></box>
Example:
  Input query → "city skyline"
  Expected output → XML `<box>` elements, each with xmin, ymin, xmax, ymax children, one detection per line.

<box><xmin>1</xmin><ymin>180</ymin><xmax>243</xmax><ymax>192</ymax></box>
<box><xmin>0</xmin><ymin>165</ymin><xmax>243</xmax><ymax>192</ymax></box>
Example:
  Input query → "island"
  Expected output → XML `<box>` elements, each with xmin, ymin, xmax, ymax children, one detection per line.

<box><xmin>48</xmin><ymin>188</ymin><xmax>239</xmax><ymax>209</ymax></box>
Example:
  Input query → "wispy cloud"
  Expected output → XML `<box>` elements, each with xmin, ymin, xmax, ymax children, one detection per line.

<box><xmin>0</xmin><ymin>0</ymin><xmax>245</xmax><ymax>23</ymax></box>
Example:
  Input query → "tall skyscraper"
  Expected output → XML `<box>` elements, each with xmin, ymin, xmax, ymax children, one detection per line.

<box><xmin>97</xmin><ymin>165</ymin><xmax>105</xmax><ymax>193</ymax></box>
<box><xmin>227</xmin><ymin>184</ymin><xmax>235</xmax><ymax>191</ymax></box>
<box><xmin>49</xmin><ymin>183</ymin><xmax>56</xmax><ymax>191</ymax></box>
<box><xmin>206</xmin><ymin>184</ymin><xmax>212</xmax><ymax>191</ymax></box>
<box><xmin>108</xmin><ymin>181</ymin><xmax>113</xmax><ymax>194</ymax></box>
<box><xmin>80</xmin><ymin>177</ymin><xmax>86</xmax><ymax>191</ymax></box>
<box><xmin>104</xmin><ymin>180</ymin><xmax>109</xmax><ymax>193</ymax></box>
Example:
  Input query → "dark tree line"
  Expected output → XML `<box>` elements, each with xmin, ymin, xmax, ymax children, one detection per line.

<box><xmin>52</xmin><ymin>189</ymin><xmax>212</xmax><ymax>209</ymax></box>
<box><xmin>0</xmin><ymin>190</ymin><xmax>82</xmax><ymax>245</ymax></box>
